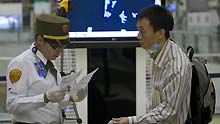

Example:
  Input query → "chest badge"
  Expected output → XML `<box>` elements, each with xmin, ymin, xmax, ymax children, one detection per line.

<box><xmin>34</xmin><ymin>61</ymin><xmax>47</xmax><ymax>77</ymax></box>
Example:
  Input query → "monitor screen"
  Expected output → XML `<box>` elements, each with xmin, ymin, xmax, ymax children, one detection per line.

<box><xmin>0</xmin><ymin>15</ymin><xmax>20</xmax><ymax>30</ymax></box>
<box><xmin>68</xmin><ymin>0</ymin><xmax>162</xmax><ymax>40</ymax></box>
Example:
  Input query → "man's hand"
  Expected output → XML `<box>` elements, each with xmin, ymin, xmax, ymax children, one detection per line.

<box><xmin>112</xmin><ymin>117</ymin><xmax>129</xmax><ymax>124</ymax></box>
<box><xmin>70</xmin><ymin>86</ymin><xmax>88</xmax><ymax>102</ymax></box>
<box><xmin>45</xmin><ymin>87</ymin><xmax>67</xmax><ymax>103</ymax></box>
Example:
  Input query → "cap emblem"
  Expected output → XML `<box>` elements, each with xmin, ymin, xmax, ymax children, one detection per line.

<box><xmin>62</xmin><ymin>24</ymin><xmax>68</xmax><ymax>33</ymax></box>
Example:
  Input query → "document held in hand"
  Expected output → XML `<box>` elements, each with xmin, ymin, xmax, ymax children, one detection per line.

<box><xmin>60</xmin><ymin>69</ymin><xmax>82</xmax><ymax>88</ymax></box>
<box><xmin>69</xmin><ymin>68</ymin><xmax>99</xmax><ymax>96</ymax></box>
<box><xmin>60</xmin><ymin>68</ymin><xmax>99</xmax><ymax>95</ymax></box>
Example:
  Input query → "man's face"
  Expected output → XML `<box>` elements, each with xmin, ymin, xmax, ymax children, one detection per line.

<box><xmin>36</xmin><ymin>36</ymin><xmax>65</xmax><ymax>60</ymax></box>
<box><xmin>136</xmin><ymin>18</ymin><xmax>158</xmax><ymax>50</ymax></box>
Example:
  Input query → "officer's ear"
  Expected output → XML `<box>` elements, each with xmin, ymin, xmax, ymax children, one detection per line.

<box><xmin>35</xmin><ymin>35</ymin><xmax>45</xmax><ymax>46</ymax></box>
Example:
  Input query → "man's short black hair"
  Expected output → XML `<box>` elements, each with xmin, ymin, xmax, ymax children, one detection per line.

<box><xmin>137</xmin><ymin>5</ymin><xmax>174</xmax><ymax>39</ymax></box>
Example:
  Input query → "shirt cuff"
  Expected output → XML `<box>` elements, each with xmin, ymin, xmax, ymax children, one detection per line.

<box><xmin>31</xmin><ymin>94</ymin><xmax>44</xmax><ymax>103</ymax></box>
<box><xmin>128</xmin><ymin>116</ymin><xmax>137</xmax><ymax>124</ymax></box>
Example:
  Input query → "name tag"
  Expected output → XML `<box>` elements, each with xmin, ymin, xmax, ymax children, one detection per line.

<box><xmin>34</xmin><ymin>61</ymin><xmax>47</xmax><ymax>77</ymax></box>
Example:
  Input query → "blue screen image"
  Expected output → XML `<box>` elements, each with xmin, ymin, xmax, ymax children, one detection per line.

<box><xmin>68</xmin><ymin>0</ymin><xmax>155</xmax><ymax>32</ymax></box>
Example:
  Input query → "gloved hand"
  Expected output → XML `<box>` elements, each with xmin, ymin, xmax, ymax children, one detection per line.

<box><xmin>71</xmin><ymin>86</ymin><xmax>88</xmax><ymax>102</ymax></box>
<box><xmin>45</xmin><ymin>86</ymin><xmax>67</xmax><ymax>103</ymax></box>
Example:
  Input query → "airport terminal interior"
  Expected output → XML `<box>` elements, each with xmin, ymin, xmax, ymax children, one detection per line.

<box><xmin>0</xmin><ymin>0</ymin><xmax>220</xmax><ymax>124</ymax></box>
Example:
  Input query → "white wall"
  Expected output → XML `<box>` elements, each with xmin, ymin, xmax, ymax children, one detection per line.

<box><xmin>75</xmin><ymin>48</ymin><xmax>88</xmax><ymax>124</ymax></box>
<box><xmin>0</xmin><ymin>3</ymin><xmax>22</xmax><ymax>16</ymax></box>
<box><xmin>136</xmin><ymin>48</ymin><xmax>147</xmax><ymax>115</ymax></box>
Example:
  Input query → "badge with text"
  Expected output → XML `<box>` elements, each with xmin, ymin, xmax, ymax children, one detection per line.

<box><xmin>9</xmin><ymin>69</ymin><xmax>22</xmax><ymax>84</ymax></box>
<box><xmin>34</xmin><ymin>61</ymin><xmax>47</xmax><ymax>77</ymax></box>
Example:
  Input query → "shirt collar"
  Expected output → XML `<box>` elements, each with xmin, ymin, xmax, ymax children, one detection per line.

<box><xmin>153</xmin><ymin>39</ymin><xmax>171</xmax><ymax>68</ymax></box>
<box><xmin>30</xmin><ymin>43</ymin><xmax>48</xmax><ymax>65</ymax></box>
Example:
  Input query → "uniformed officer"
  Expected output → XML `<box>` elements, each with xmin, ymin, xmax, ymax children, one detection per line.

<box><xmin>6</xmin><ymin>14</ymin><xmax>86</xmax><ymax>124</ymax></box>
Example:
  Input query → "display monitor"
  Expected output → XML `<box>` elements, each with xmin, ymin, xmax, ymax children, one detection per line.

<box><xmin>68</xmin><ymin>0</ymin><xmax>163</xmax><ymax>41</ymax></box>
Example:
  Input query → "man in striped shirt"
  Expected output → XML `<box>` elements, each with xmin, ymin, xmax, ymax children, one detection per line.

<box><xmin>111</xmin><ymin>5</ymin><xmax>192</xmax><ymax>124</ymax></box>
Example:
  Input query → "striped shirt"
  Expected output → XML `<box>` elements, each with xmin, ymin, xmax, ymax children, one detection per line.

<box><xmin>129</xmin><ymin>39</ymin><xmax>192</xmax><ymax>124</ymax></box>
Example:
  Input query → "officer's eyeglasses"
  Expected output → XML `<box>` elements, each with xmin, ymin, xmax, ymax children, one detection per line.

<box><xmin>47</xmin><ymin>41</ymin><xmax>66</xmax><ymax>50</ymax></box>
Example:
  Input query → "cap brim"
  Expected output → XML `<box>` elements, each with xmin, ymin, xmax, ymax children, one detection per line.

<box><xmin>46</xmin><ymin>38</ymin><xmax>70</xmax><ymax>45</ymax></box>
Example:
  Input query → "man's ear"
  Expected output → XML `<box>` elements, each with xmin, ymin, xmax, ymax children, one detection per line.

<box><xmin>159</xmin><ymin>29</ymin><xmax>166</xmax><ymax>39</ymax></box>
<box><xmin>156</xmin><ymin>29</ymin><xmax>166</xmax><ymax>41</ymax></box>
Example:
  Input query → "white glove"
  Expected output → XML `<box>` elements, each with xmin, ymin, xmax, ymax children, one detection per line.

<box><xmin>46</xmin><ymin>87</ymin><xmax>67</xmax><ymax>103</ymax></box>
<box><xmin>71</xmin><ymin>86</ymin><xmax>88</xmax><ymax>102</ymax></box>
